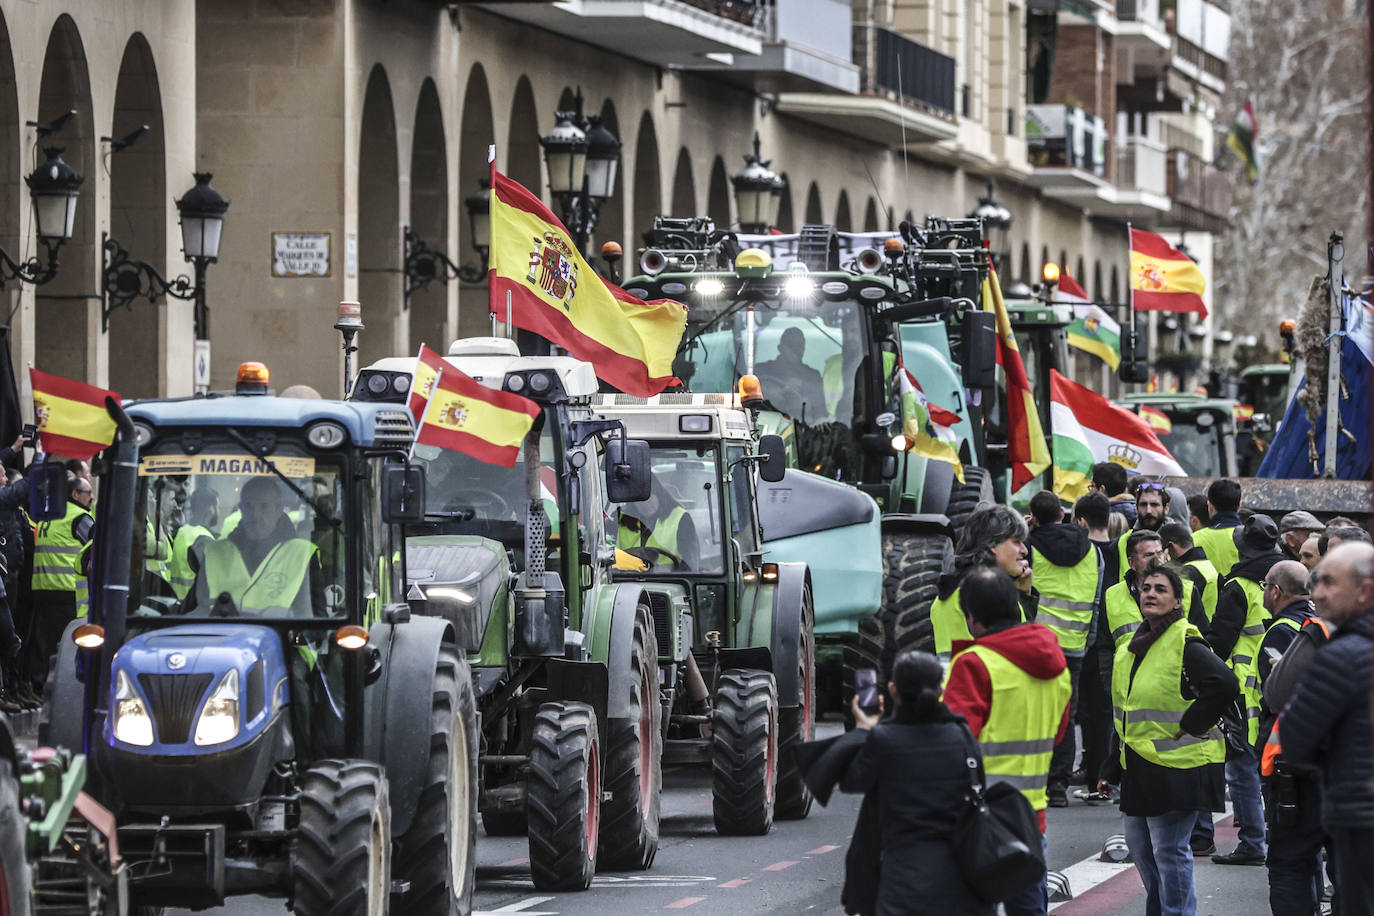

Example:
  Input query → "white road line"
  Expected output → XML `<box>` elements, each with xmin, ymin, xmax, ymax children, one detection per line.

<box><xmin>475</xmin><ymin>897</ymin><xmax>558</xmax><ymax>915</ymax></box>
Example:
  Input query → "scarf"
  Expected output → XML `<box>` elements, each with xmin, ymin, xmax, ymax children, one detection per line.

<box><xmin>1128</xmin><ymin>607</ymin><xmax>1183</xmax><ymax>655</ymax></box>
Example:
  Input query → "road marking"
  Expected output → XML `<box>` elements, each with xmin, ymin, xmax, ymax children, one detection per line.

<box><xmin>806</xmin><ymin>845</ymin><xmax>841</xmax><ymax>855</ymax></box>
<box><xmin>717</xmin><ymin>878</ymin><xmax>752</xmax><ymax>888</ymax></box>
<box><xmin>664</xmin><ymin>898</ymin><xmax>706</xmax><ymax>909</ymax></box>
<box><xmin>762</xmin><ymin>860</ymin><xmax>800</xmax><ymax>871</ymax></box>
<box><xmin>475</xmin><ymin>897</ymin><xmax>557</xmax><ymax>915</ymax></box>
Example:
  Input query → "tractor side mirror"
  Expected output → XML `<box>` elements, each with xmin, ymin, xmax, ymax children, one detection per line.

<box><xmin>757</xmin><ymin>434</ymin><xmax>787</xmax><ymax>483</ymax></box>
<box><xmin>28</xmin><ymin>462</ymin><xmax>68</xmax><ymax>522</ymax></box>
<box><xmin>605</xmin><ymin>438</ymin><xmax>651</xmax><ymax>503</ymax></box>
<box><xmin>381</xmin><ymin>464</ymin><xmax>426</xmax><ymax>524</ymax></box>
<box><xmin>959</xmin><ymin>310</ymin><xmax>997</xmax><ymax>388</ymax></box>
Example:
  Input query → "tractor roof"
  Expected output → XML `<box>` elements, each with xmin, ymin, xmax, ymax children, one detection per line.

<box><xmin>593</xmin><ymin>393</ymin><xmax>756</xmax><ymax>443</ymax></box>
<box><xmin>363</xmin><ymin>337</ymin><xmax>599</xmax><ymax>400</ymax></box>
<box><xmin>1118</xmin><ymin>392</ymin><xmax>1239</xmax><ymax>413</ymax></box>
<box><xmin>126</xmin><ymin>396</ymin><xmax>415</xmax><ymax>448</ymax></box>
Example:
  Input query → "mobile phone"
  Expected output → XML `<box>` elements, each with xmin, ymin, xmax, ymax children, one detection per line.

<box><xmin>854</xmin><ymin>667</ymin><xmax>880</xmax><ymax>715</ymax></box>
<box><xmin>20</xmin><ymin>423</ymin><xmax>35</xmax><ymax>443</ymax></box>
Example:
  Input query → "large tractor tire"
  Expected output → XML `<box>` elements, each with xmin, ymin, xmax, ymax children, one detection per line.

<box><xmin>393</xmin><ymin>647</ymin><xmax>478</xmax><ymax>915</ymax></box>
<box><xmin>944</xmin><ymin>466</ymin><xmax>993</xmax><ymax>534</ymax></box>
<box><xmin>775</xmin><ymin>591</ymin><xmax>815</xmax><ymax>820</ymax></box>
<box><xmin>840</xmin><ymin>613</ymin><xmax>885</xmax><ymax>728</ymax></box>
<box><xmin>710</xmin><ymin>669</ymin><xmax>778</xmax><ymax>836</ymax></box>
<box><xmin>880</xmin><ymin>532</ymin><xmax>953</xmax><ymax>666</ymax></box>
<box><xmin>38</xmin><ymin>621</ymin><xmax>83</xmax><ymax>754</ymax></box>
<box><xmin>0</xmin><ymin>758</ymin><xmax>31</xmax><ymax>916</ymax></box>
<box><xmin>292</xmin><ymin>760</ymin><xmax>391</xmax><ymax>916</ymax></box>
<box><xmin>596</xmin><ymin>602</ymin><xmax>662</xmax><ymax>870</ymax></box>
<box><xmin>527</xmin><ymin>702</ymin><xmax>600</xmax><ymax>892</ymax></box>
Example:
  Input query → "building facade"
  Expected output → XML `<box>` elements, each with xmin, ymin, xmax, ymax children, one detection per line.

<box><xmin>0</xmin><ymin>0</ymin><xmax>1231</xmax><ymax>400</ymax></box>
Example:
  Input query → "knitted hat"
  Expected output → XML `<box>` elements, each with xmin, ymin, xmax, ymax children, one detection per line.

<box><xmin>1233</xmin><ymin>514</ymin><xmax>1280</xmax><ymax>557</ymax></box>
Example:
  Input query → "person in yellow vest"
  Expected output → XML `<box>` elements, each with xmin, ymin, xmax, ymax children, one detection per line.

<box><xmin>931</xmin><ymin>505</ymin><xmax>1035</xmax><ymax>658</ymax></box>
<box><xmin>616</xmin><ymin>478</ymin><xmax>698</xmax><ymax>572</ymax></box>
<box><xmin>1073</xmin><ymin>492</ymin><xmax>1120</xmax><ymax>806</ymax></box>
<box><xmin>186</xmin><ymin>476</ymin><xmax>323</xmax><ymax>617</ymax></box>
<box><xmin>1207</xmin><ymin>515</ymin><xmax>1280</xmax><ymax>867</ymax></box>
<box><xmin>1105</xmin><ymin>481</ymin><xmax>1172</xmax><ymax>589</ymax></box>
<box><xmin>168</xmin><ymin>489</ymin><xmax>220</xmax><ymax>599</ymax></box>
<box><xmin>31</xmin><ymin>471</ymin><xmax>94</xmax><ymax>688</ymax></box>
<box><xmin>1159</xmin><ymin>522</ymin><xmax>1220</xmax><ymax>629</ymax></box>
<box><xmin>1025</xmin><ymin>490</ymin><xmax>1101</xmax><ymax>809</ymax></box>
<box><xmin>1103</xmin><ymin>531</ymin><xmax>1163</xmax><ymax>649</ymax></box>
<box><xmin>1191</xmin><ymin>478</ymin><xmax>1243</xmax><ymax>577</ymax></box>
<box><xmin>1097</xmin><ymin>564</ymin><xmax>1238</xmax><ymax>916</ymax></box>
<box><xmin>942</xmin><ymin>566</ymin><xmax>1069</xmax><ymax>916</ymax></box>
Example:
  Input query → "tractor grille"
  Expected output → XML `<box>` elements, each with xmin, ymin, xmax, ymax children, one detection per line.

<box><xmin>138</xmin><ymin>673</ymin><xmax>213</xmax><ymax>745</ymax></box>
<box><xmin>371</xmin><ymin>409</ymin><xmax>415</xmax><ymax>446</ymax></box>
<box><xmin>647</xmin><ymin>592</ymin><xmax>673</xmax><ymax>659</ymax></box>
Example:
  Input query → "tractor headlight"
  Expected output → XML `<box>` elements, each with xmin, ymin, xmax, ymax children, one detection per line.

<box><xmin>112</xmin><ymin>670</ymin><xmax>154</xmax><ymax>746</ymax></box>
<box><xmin>193</xmin><ymin>668</ymin><xmax>240</xmax><ymax>746</ymax></box>
<box><xmin>427</xmin><ymin>586</ymin><xmax>475</xmax><ymax>605</ymax></box>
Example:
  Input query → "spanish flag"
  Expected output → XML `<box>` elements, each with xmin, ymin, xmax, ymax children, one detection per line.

<box><xmin>415</xmin><ymin>367</ymin><xmax>541</xmax><ymax>468</ymax></box>
<box><xmin>406</xmin><ymin>344</ymin><xmax>447</xmax><ymax>422</ymax></box>
<box><xmin>487</xmin><ymin>166</ymin><xmax>687</xmax><ymax>397</ymax></box>
<box><xmin>1130</xmin><ymin>228</ymin><xmax>1207</xmax><ymax>319</ymax></box>
<box><xmin>984</xmin><ymin>258</ymin><xmax>1051</xmax><ymax>491</ymax></box>
<box><xmin>30</xmin><ymin>369</ymin><xmax>120</xmax><ymax>461</ymax></box>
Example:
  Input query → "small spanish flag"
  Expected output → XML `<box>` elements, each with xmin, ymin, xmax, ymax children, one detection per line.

<box><xmin>1233</xmin><ymin>404</ymin><xmax>1255</xmax><ymax>422</ymax></box>
<box><xmin>406</xmin><ymin>344</ymin><xmax>447</xmax><ymax>422</ymax></box>
<box><xmin>415</xmin><ymin>367</ymin><xmax>541</xmax><ymax>468</ymax></box>
<box><xmin>1130</xmin><ymin>228</ymin><xmax>1207</xmax><ymax>319</ymax></box>
<box><xmin>30</xmin><ymin>369</ymin><xmax>120</xmax><ymax>461</ymax></box>
<box><xmin>1140</xmin><ymin>405</ymin><xmax>1173</xmax><ymax>433</ymax></box>
<box><xmin>487</xmin><ymin>165</ymin><xmax>687</xmax><ymax>397</ymax></box>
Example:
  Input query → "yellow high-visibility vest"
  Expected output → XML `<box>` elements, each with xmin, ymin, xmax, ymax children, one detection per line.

<box><xmin>1031</xmin><ymin>547</ymin><xmax>1100</xmax><ymax>654</ymax></box>
<box><xmin>1104</xmin><ymin>577</ymin><xmax>1194</xmax><ymax>649</ymax></box>
<box><xmin>1193</xmin><ymin>526</ymin><xmax>1240</xmax><ymax>577</ymax></box>
<box><xmin>618</xmin><ymin>507</ymin><xmax>686</xmax><ymax>568</ymax></box>
<box><xmin>168</xmin><ymin>524</ymin><xmax>212</xmax><ymax>599</ymax></box>
<box><xmin>200</xmin><ymin>538</ymin><xmax>318</xmax><ymax>616</ymax></box>
<box><xmin>33</xmin><ymin>501</ymin><xmax>92</xmax><ymax>593</ymax></box>
<box><xmin>1184</xmin><ymin>557</ymin><xmax>1220</xmax><ymax>622</ymax></box>
<box><xmin>1228</xmin><ymin>577</ymin><xmax>1269</xmax><ymax>745</ymax></box>
<box><xmin>1112</xmin><ymin>618</ymin><xmax>1225</xmax><ymax>769</ymax></box>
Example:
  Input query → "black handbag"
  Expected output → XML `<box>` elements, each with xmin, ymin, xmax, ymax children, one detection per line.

<box><xmin>952</xmin><ymin>725</ymin><xmax>1046</xmax><ymax>904</ymax></box>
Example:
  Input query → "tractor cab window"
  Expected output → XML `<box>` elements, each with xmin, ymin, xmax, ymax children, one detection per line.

<box><xmin>362</xmin><ymin>460</ymin><xmax>404</xmax><ymax>623</ymax></box>
<box><xmin>409</xmin><ymin>417</ymin><xmax>560</xmax><ymax>569</ymax></box>
<box><xmin>612</xmin><ymin>445</ymin><xmax>724</xmax><ymax>574</ymax></box>
<box><xmin>1151</xmin><ymin>410</ymin><xmax>1223</xmax><ymax>477</ymax></box>
<box><xmin>674</xmin><ymin>298</ymin><xmax>869</xmax><ymax>480</ymax></box>
<box><xmin>128</xmin><ymin>443</ymin><xmax>348</xmax><ymax>620</ymax></box>
<box><xmin>726</xmin><ymin>444</ymin><xmax>760</xmax><ymax>559</ymax></box>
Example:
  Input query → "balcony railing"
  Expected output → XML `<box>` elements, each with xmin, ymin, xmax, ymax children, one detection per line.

<box><xmin>678</xmin><ymin>0</ymin><xmax>765</xmax><ymax>27</ymax></box>
<box><xmin>1173</xmin><ymin>34</ymin><xmax>1226</xmax><ymax>82</ymax></box>
<box><xmin>1026</xmin><ymin>104</ymin><xmax>1109</xmax><ymax>176</ymax></box>
<box><xmin>1167</xmin><ymin>149</ymin><xmax>1229</xmax><ymax>229</ymax></box>
<box><xmin>1156</xmin><ymin>119</ymin><xmax>1207</xmax><ymax>161</ymax></box>
<box><xmin>1115</xmin><ymin>136</ymin><xmax>1168</xmax><ymax>195</ymax></box>
<box><xmin>853</xmin><ymin>24</ymin><xmax>956</xmax><ymax>116</ymax></box>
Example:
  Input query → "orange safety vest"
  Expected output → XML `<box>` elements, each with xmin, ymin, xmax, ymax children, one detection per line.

<box><xmin>1260</xmin><ymin>616</ymin><xmax>1333</xmax><ymax>777</ymax></box>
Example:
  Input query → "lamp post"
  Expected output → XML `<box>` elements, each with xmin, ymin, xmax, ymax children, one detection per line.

<box><xmin>968</xmin><ymin>179</ymin><xmax>1012</xmax><ymax>272</ymax></box>
<box><xmin>402</xmin><ymin>179</ymin><xmax>492</xmax><ymax>307</ymax></box>
<box><xmin>539</xmin><ymin>89</ymin><xmax>621</xmax><ymax>256</ymax></box>
<box><xmin>731</xmin><ymin>133</ymin><xmax>785</xmax><ymax>234</ymax></box>
<box><xmin>0</xmin><ymin>147</ymin><xmax>83</xmax><ymax>289</ymax></box>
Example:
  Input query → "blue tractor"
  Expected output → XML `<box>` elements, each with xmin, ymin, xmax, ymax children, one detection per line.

<box><xmin>39</xmin><ymin>365</ymin><xmax>478</xmax><ymax>914</ymax></box>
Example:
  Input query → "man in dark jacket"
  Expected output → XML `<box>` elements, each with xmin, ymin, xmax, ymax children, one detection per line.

<box><xmin>1278</xmin><ymin>511</ymin><xmax>1322</xmax><ymax>564</ymax></box>
<box><xmin>1091</xmin><ymin>461</ymin><xmax>1137</xmax><ymax>526</ymax></box>
<box><xmin>1281</xmin><ymin>542</ymin><xmax>1374</xmax><ymax>914</ymax></box>
<box><xmin>1073</xmin><ymin>492</ymin><xmax>1116</xmax><ymax>804</ymax></box>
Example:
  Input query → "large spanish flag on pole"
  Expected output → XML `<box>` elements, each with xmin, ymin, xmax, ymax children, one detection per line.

<box><xmin>984</xmin><ymin>258</ymin><xmax>1051</xmax><ymax>491</ymax></box>
<box><xmin>30</xmin><ymin>369</ymin><xmax>119</xmax><ymax>461</ymax></box>
<box><xmin>487</xmin><ymin>165</ymin><xmax>687</xmax><ymax>397</ymax></box>
<box><xmin>414</xmin><ymin>368</ymin><xmax>541</xmax><ymax>468</ymax></box>
<box><xmin>1129</xmin><ymin>227</ymin><xmax>1207</xmax><ymax>318</ymax></box>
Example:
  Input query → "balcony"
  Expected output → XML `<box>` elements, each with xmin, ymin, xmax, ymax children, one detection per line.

<box><xmin>1164</xmin><ymin>149</ymin><xmax>1229</xmax><ymax>232</ymax></box>
<box><xmin>1025</xmin><ymin>104</ymin><xmax>1112</xmax><ymax>195</ymax></box>
<box><xmin>474</xmin><ymin>0</ymin><xmax>764</xmax><ymax>68</ymax></box>
<box><xmin>678</xmin><ymin>0</ymin><xmax>860</xmax><ymax>93</ymax></box>
<box><xmin>775</xmin><ymin>25</ymin><xmax>957</xmax><ymax>147</ymax></box>
<box><xmin>1115</xmin><ymin>0</ymin><xmax>1172</xmax><ymax>78</ymax></box>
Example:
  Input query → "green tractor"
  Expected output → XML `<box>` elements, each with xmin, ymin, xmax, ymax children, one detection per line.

<box><xmin>352</xmin><ymin>338</ymin><xmax>668</xmax><ymax>889</ymax></box>
<box><xmin>591</xmin><ymin>394</ymin><xmax>875</xmax><ymax>830</ymax></box>
<box><xmin>620</xmin><ymin>217</ymin><xmax>1002</xmax><ymax>684</ymax></box>
<box><xmin>1115</xmin><ymin>392</ymin><xmax>1241</xmax><ymax>480</ymax></box>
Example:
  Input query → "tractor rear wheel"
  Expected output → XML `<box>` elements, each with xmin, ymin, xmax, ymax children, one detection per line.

<box><xmin>527</xmin><ymin>702</ymin><xmax>600</xmax><ymax>891</ymax></box>
<box><xmin>292</xmin><ymin>760</ymin><xmax>390</xmax><ymax>916</ymax></box>
<box><xmin>880</xmin><ymin>532</ymin><xmax>952</xmax><ymax>666</ymax></box>
<box><xmin>840</xmin><ymin>613</ymin><xmax>885</xmax><ymax>729</ymax></box>
<box><xmin>597</xmin><ymin>602</ymin><xmax>662</xmax><ymax>870</ymax></box>
<box><xmin>944</xmin><ymin>466</ymin><xmax>993</xmax><ymax>533</ymax></box>
<box><xmin>710</xmin><ymin>669</ymin><xmax>778</xmax><ymax>836</ymax></box>
<box><xmin>0</xmin><ymin>757</ymin><xmax>31</xmax><ymax>916</ymax></box>
<box><xmin>393</xmin><ymin>646</ymin><xmax>478</xmax><ymax>915</ymax></box>
<box><xmin>775</xmin><ymin>590</ymin><xmax>814</xmax><ymax>820</ymax></box>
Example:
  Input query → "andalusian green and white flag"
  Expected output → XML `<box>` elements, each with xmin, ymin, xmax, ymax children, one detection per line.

<box><xmin>1050</xmin><ymin>370</ymin><xmax>1183</xmax><ymax>500</ymax></box>
<box><xmin>1060</xmin><ymin>272</ymin><xmax>1120</xmax><ymax>369</ymax></box>
<box><xmin>1227</xmin><ymin>99</ymin><xmax>1260</xmax><ymax>183</ymax></box>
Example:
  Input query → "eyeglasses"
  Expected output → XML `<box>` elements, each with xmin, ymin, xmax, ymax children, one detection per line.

<box><xmin>1136</xmin><ymin>482</ymin><xmax>1166</xmax><ymax>491</ymax></box>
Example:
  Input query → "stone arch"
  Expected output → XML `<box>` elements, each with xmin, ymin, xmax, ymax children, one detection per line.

<box><xmin>1110</xmin><ymin>264</ymin><xmax>1120</xmax><ymax>306</ymax></box>
<box><xmin>834</xmin><ymin>190</ymin><xmax>852</xmax><ymax>231</ymax></box>
<box><xmin>1092</xmin><ymin>260</ymin><xmax>1103</xmax><ymax>302</ymax></box>
<box><xmin>456</xmin><ymin>64</ymin><xmax>493</xmax><ymax>339</ymax></box>
<box><xmin>1058</xmin><ymin>249</ymin><xmax>1068</xmax><ymax>274</ymax></box>
<box><xmin>1076</xmin><ymin>255</ymin><xmax>1086</xmax><ymax>287</ymax></box>
<box><xmin>357</xmin><ymin>64</ymin><xmax>400</xmax><ymax>365</ymax></box>
<box><xmin>804</xmin><ymin>182</ymin><xmax>823</xmax><ymax>224</ymax></box>
<box><xmin>106</xmin><ymin>32</ymin><xmax>165</xmax><ymax>398</ymax></box>
<box><xmin>706</xmin><ymin>156</ymin><xmax>730</xmax><ymax>229</ymax></box>
<box><xmin>1020</xmin><ymin>242</ymin><xmax>1032</xmax><ymax>283</ymax></box>
<box><xmin>775</xmin><ymin>173</ymin><xmax>794</xmax><ymax>233</ymax></box>
<box><xmin>862</xmin><ymin>197</ymin><xmax>880</xmax><ymax>232</ymax></box>
<box><xmin>595</xmin><ymin>98</ymin><xmax>624</xmax><ymax>253</ymax></box>
<box><xmin>34</xmin><ymin>15</ymin><xmax>96</xmax><ymax>383</ymax></box>
<box><xmin>507</xmin><ymin>75</ymin><xmax>540</xmax><ymax>192</ymax></box>
<box><xmin>670</xmin><ymin>147</ymin><xmax>694</xmax><ymax>217</ymax></box>
<box><xmin>556</xmin><ymin>85</ymin><xmax>577</xmax><ymax>114</ymax></box>
<box><xmin>631</xmin><ymin>112</ymin><xmax>659</xmax><ymax>245</ymax></box>
<box><xmin>410</xmin><ymin>77</ymin><xmax>449</xmax><ymax>353</ymax></box>
<box><xmin>1042</xmin><ymin>245</ymin><xmax>1051</xmax><ymax>276</ymax></box>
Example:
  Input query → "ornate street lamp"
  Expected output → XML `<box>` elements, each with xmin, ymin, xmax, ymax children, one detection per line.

<box><xmin>403</xmin><ymin>181</ymin><xmax>492</xmax><ymax>307</ymax></box>
<box><xmin>538</xmin><ymin>89</ymin><xmax>621</xmax><ymax>256</ymax></box>
<box><xmin>968</xmin><ymin>179</ymin><xmax>1012</xmax><ymax>271</ymax></box>
<box><xmin>731</xmin><ymin>133</ymin><xmax>785</xmax><ymax>234</ymax></box>
<box><xmin>0</xmin><ymin>147</ymin><xmax>83</xmax><ymax>289</ymax></box>
<box><xmin>583</xmin><ymin>116</ymin><xmax>621</xmax><ymax>202</ymax></box>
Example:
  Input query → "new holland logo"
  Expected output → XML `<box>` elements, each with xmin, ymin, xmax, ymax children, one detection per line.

<box><xmin>167</xmin><ymin>652</ymin><xmax>187</xmax><ymax>670</ymax></box>
<box><xmin>526</xmin><ymin>232</ymin><xmax>579</xmax><ymax>307</ymax></box>
<box><xmin>1107</xmin><ymin>443</ymin><xmax>1142</xmax><ymax>469</ymax></box>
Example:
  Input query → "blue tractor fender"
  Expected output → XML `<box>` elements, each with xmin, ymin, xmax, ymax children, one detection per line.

<box><xmin>767</xmin><ymin>563</ymin><xmax>811</xmax><ymax>709</ymax></box>
<box><xmin>365</xmin><ymin>614</ymin><xmax>455</xmax><ymax>837</ymax></box>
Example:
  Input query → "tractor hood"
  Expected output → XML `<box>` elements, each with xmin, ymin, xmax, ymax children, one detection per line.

<box><xmin>406</xmin><ymin>535</ymin><xmax>511</xmax><ymax>653</ymax></box>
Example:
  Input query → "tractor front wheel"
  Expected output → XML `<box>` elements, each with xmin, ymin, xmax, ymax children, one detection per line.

<box><xmin>527</xmin><ymin>702</ymin><xmax>600</xmax><ymax>892</ymax></box>
<box><xmin>775</xmin><ymin>591</ymin><xmax>815</xmax><ymax>820</ymax></box>
<box><xmin>710</xmin><ymin>669</ymin><xmax>778</xmax><ymax>836</ymax></box>
<box><xmin>292</xmin><ymin>760</ymin><xmax>391</xmax><ymax>916</ymax></box>
<box><xmin>880</xmin><ymin>532</ymin><xmax>952</xmax><ymax>665</ymax></box>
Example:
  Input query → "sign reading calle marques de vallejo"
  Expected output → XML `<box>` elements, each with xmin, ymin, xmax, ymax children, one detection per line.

<box><xmin>272</xmin><ymin>231</ymin><xmax>331</xmax><ymax>278</ymax></box>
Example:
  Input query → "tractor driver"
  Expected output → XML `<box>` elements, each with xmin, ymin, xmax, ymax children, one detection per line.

<box><xmin>755</xmin><ymin>327</ymin><xmax>828</xmax><ymax>424</ymax></box>
<box><xmin>185</xmin><ymin>476</ymin><xmax>325</xmax><ymax>617</ymax></box>
<box><xmin>617</xmin><ymin>477</ymin><xmax>700</xmax><ymax>572</ymax></box>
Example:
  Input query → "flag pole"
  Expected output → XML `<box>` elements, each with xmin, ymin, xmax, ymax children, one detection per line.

<box><xmin>410</xmin><ymin>368</ymin><xmax>443</xmax><ymax>461</ymax></box>
<box><xmin>488</xmin><ymin>144</ymin><xmax>498</xmax><ymax>339</ymax></box>
<box><xmin>1126</xmin><ymin>221</ymin><xmax>1136</xmax><ymax>386</ymax></box>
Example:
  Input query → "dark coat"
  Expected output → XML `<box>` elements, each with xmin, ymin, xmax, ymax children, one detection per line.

<box><xmin>1210</xmin><ymin>551</ymin><xmax>1281</xmax><ymax>658</ymax></box>
<box><xmin>1279</xmin><ymin>612</ymin><xmax>1374</xmax><ymax>830</ymax></box>
<box><xmin>798</xmin><ymin>703</ymin><xmax>993</xmax><ymax>916</ymax></box>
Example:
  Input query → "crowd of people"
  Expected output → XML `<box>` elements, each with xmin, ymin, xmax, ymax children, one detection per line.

<box><xmin>809</xmin><ymin>465</ymin><xmax>1373</xmax><ymax>916</ymax></box>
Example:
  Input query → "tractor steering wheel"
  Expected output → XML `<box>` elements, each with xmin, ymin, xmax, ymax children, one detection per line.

<box><xmin>443</xmin><ymin>489</ymin><xmax>516</xmax><ymax>520</ymax></box>
<box><xmin>626</xmin><ymin>545</ymin><xmax>687</xmax><ymax>571</ymax></box>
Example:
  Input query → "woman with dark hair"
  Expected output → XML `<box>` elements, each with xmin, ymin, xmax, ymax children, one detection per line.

<box><xmin>931</xmin><ymin>504</ymin><xmax>1036</xmax><ymax>657</ymax></box>
<box><xmin>834</xmin><ymin>651</ymin><xmax>993</xmax><ymax>916</ymax></box>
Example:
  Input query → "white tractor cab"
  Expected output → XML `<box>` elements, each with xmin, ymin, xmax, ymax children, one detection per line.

<box><xmin>352</xmin><ymin>338</ymin><xmax>677</xmax><ymax>890</ymax></box>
